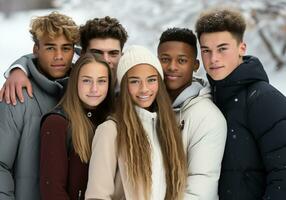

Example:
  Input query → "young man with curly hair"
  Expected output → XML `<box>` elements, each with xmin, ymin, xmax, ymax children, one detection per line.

<box><xmin>0</xmin><ymin>12</ymin><xmax>79</xmax><ymax>199</ymax></box>
<box><xmin>0</xmin><ymin>16</ymin><xmax>128</xmax><ymax>104</ymax></box>
<box><xmin>196</xmin><ymin>8</ymin><xmax>286</xmax><ymax>200</ymax></box>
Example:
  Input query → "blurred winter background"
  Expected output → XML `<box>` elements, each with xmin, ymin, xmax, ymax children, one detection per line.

<box><xmin>0</xmin><ymin>0</ymin><xmax>286</xmax><ymax>94</ymax></box>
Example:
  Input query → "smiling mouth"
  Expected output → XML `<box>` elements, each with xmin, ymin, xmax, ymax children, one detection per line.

<box><xmin>210</xmin><ymin>66</ymin><xmax>224</xmax><ymax>70</ymax></box>
<box><xmin>87</xmin><ymin>95</ymin><xmax>101</xmax><ymax>98</ymax></box>
<box><xmin>137</xmin><ymin>95</ymin><xmax>151</xmax><ymax>101</ymax></box>
<box><xmin>51</xmin><ymin>64</ymin><xmax>66</xmax><ymax>68</ymax></box>
<box><xmin>166</xmin><ymin>74</ymin><xmax>180</xmax><ymax>80</ymax></box>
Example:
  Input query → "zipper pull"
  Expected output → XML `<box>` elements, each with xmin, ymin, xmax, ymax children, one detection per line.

<box><xmin>78</xmin><ymin>190</ymin><xmax>82</xmax><ymax>200</ymax></box>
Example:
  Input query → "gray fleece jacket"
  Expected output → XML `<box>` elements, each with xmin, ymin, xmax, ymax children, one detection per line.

<box><xmin>0</xmin><ymin>57</ymin><xmax>67</xmax><ymax>200</ymax></box>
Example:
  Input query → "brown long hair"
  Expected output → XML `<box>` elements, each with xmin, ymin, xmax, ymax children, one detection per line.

<box><xmin>59</xmin><ymin>53</ymin><xmax>114</xmax><ymax>163</ymax></box>
<box><xmin>116</xmin><ymin>74</ymin><xmax>186</xmax><ymax>200</ymax></box>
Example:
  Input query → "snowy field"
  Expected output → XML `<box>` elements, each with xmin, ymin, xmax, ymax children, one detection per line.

<box><xmin>0</xmin><ymin>0</ymin><xmax>285</xmax><ymax>95</ymax></box>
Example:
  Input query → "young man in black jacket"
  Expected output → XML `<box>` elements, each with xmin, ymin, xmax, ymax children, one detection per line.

<box><xmin>195</xmin><ymin>7</ymin><xmax>286</xmax><ymax>200</ymax></box>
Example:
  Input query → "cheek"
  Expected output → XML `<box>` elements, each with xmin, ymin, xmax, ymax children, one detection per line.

<box><xmin>101</xmin><ymin>85</ymin><xmax>109</xmax><ymax>97</ymax></box>
<box><xmin>160</xmin><ymin>62</ymin><xmax>168</xmax><ymax>69</ymax></box>
<box><xmin>201</xmin><ymin>54</ymin><xmax>209</xmax><ymax>62</ymax></box>
<box><xmin>77</xmin><ymin>83</ymin><xmax>84</xmax><ymax>96</ymax></box>
<box><xmin>112</xmin><ymin>57</ymin><xmax>120</xmax><ymax>66</ymax></box>
<box><xmin>127</xmin><ymin>84</ymin><xmax>136</xmax><ymax>96</ymax></box>
<box><xmin>150</xmin><ymin>83</ymin><xmax>159</xmax><ymax>93</ymax></box>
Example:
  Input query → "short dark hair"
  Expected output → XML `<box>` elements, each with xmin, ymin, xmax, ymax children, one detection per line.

<box><xmin>79</xmin><ymin>16</ymin><xmax>128</xmax><ymax>52</ymax></box>
<box><xmin>158</xmin><ymin>27</ymin><xmax>198</xmax><ymax>57</ymax></box>
<box><xmin>195</xmin><ymin>8</ymin><xmax>246</xmax><ymax>42</ymax></box>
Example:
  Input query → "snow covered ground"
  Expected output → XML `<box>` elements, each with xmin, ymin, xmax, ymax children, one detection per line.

<box><xmin>0</xmin><ymin>0</ymin><xmax>285</xmax><ymax>95</ymax></box>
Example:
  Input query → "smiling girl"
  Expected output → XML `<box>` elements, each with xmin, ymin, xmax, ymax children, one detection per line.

<box><xmin>85</xmin><ymin>45</ymin><xmax>186</xmax><ymax>200</ymax></box>
<box><xmin>40</xmin><ymin>53</ymin><xmax>114</xmax><ymax>200</ymax></box>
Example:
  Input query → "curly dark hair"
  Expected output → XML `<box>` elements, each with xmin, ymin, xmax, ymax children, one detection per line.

<box><xmin>79</xmin><ymin>16</ymin><xmax>128</xmax><ymax>52</ymax></box>
<box><xmin>195</xmin><ymin>8</ymin><xmax>246</xmax><ymax>42</ymax></box>
<box><xmin>158</xmin><ymin>27</ymin><xmax>198</xmax><ymax>57</ymax></box>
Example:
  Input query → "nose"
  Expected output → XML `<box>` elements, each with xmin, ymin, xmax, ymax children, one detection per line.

<box><xmin>90</xmin><ymin>82</ymin><xmax>98</xmax><ymax>93</ymax></box>
<box><xmin>167</xmin><ymin>60</ymin><xmax>177</xmax><ymax>71</ymax></box>
<box><xmin>102</xmin><ymin>53</ymin><xmax>111</xmax><ymax>64</ymax></box>
<box><xmin>139</xmin><ymin>80</ymin><xmax>149</xmax><ymax>93</ymax></box>
<box><xmin>210</xmin><ymin>51</ymin><xmax>219</xmax><ymax>64</ymax></box>
<box><xmin>54</xmin><ymin>49</ymin><xmax>63</xmax><ymax>61</ymax></box>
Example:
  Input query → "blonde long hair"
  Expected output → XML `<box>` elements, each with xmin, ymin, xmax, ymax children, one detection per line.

<box><xmin>59</xmin><ymin>53</ymin><xmax>114</xmax><ymax>163</ymax></box>
<box><xmin>116</xmin><ymin>74</ymin><xmax>186</xmax><ymax>200</ymax></box>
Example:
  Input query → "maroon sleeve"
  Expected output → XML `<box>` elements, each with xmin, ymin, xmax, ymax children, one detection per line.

<box><xmin>40</xmin><ymin>114</ymin><xmax>70</xmax><ymax>200</ymax></box>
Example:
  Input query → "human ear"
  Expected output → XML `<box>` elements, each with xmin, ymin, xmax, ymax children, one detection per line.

<box><xmin>193</xmin><ymin>59</ymin><xmax>200</xmax><ymax>72</ymax></box>
<box><xmin>33</xmin><ymin>44</ymin><xmax>39</xmax><ymax>57</ymax></box>
<box><xmin>239</xmin><ymin>42</ymin><xmax>247</xmax><ymax>57</ymax></box>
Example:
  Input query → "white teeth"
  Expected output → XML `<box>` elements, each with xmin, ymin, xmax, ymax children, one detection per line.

<box><xmin>138</xmin><ymin>95</ymin><xmax>149</xmax><ymax>99</ymax></box>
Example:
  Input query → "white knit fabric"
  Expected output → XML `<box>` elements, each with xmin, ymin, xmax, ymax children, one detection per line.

<box><xmin>117</xmin><ymin>45</ymin><xmax>164</xmax><ymax>85</ymax></box>
<box><xmin>135</xmin><ymin>106</ymin><xmax>166</xmax><ymax>200</ymax></box>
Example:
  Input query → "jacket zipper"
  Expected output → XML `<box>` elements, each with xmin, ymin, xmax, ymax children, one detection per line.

<box><xmin>78</xmin><ymin>190</ymin><xmax>82</xmax><ymax>200</ymax></box>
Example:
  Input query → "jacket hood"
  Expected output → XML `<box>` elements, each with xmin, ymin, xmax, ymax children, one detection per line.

<box><xmin>29</xmin><ymin>58</ymin><xmax>67</xmax><ymax>96</ymax></box>
<box><xmin>173</xmin><ymin>76</ymin><xmax>211</xmax><ymax>111</ymax></box>
<box><xmin>207</xmin><ymin>56</ymin><xmax>269</xmax><ymax>107</ymax></box>
<box><xmin>207</xmin><ymin>56</ymin><xmax>269</xmax><ymax>87</ymax></box>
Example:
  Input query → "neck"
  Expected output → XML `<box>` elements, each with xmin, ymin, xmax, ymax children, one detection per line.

<box><xmin>168</xmin><ymin>82</ymin><xmax>191</xmax><ymax>102</ymax></box>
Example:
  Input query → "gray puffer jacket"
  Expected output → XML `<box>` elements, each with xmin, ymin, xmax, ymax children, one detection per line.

<box><xmin>0</xmin><ymin>57</ymin><xmax>67</xmax><ymax>200</ymax></box>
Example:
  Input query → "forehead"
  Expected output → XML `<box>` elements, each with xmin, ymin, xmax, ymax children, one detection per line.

<box><xmin>37</xmin><ymin>34</ymin><xmax>72</xmax><ymax>45</ymax></box>
<box><xmin>88</xmin><ymin>38</ymin><xmax>121</xmax><ymax>52</ymax></box>
<box><xmin>79</xmin><ymin>61</ymin><xmax>108</xmax><ymax>76</ymax></box>
<box><xmin>127</xmin><ymin>64</ymin><xmax>158</xmax><ymax>77</ymax></box>
<box><xmin>158</xmin><ymin>41</ymin><xmax>195</xmax><ymax>56</ymax></box>
<box><xmin>200</xmin><ymin>31</ymin><xmax>238</xmax><ymax>47</ymax></box>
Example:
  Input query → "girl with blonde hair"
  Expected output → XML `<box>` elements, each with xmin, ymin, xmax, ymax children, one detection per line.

<box><xmin>40</xmin><ymin>53</ymin><xmax>114</xmax><ymax>200</ymax></box>
<box><xmin>86</xmin><ymin>45</ymin><xmax>186</xmax><ymax>200</ymax></box>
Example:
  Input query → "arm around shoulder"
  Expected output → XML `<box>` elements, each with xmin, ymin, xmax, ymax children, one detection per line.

<box><xmin>4</xmin><ymin>54</ymin><xmax>33</xmax><ymax>78</ymax></box>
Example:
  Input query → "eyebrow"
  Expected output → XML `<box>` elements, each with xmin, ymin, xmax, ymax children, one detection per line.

<box><xmin>128</xmin><ymin>74</ymin><xmax>158</xmax><ymax>79</ymax></box>
<box><xmin>201</xmin><ymin>43</ymin><xmax>229</xmax><ymax>49</ymax></box>
<box><xmin>159</xmin><ymin>53</ymin><xmax>188</xmax><ymax>58</ymax></box>
<box><xmin>217</xmin><ymin>43</ymin><xmax>229</xmax><ymax>48</ymax></box>
<box><xmin>159</xmin><ymin>53</ymin><xmax>170</xmax><ymax>57</ymax></box>
<box><xmin>44</xmin><ymin>43</ymin><xmax>73</xmax><ymax>47</ymax></box>
<box><xmin>89</xmin><ymin>49</ymin><xmax>120</xmax><ymax>53</ymax></box>
<box><xmin>80</xmin><ymin>75</ymin><xmax>108</xmax><ymax>79</ymax></box>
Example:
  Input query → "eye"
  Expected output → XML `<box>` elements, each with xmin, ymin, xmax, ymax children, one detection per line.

<box><xmin>129</xmin><ymin>79</ymin><xmax>140</xmax><ymax>84</ymax></box>
<box><xmin>178</xmin><ymin>58</ymin><xmax>187</xmax><ymax>64</ymax></box>
<box><xmin>82</xmin><ymin>79</ymin><xmax>92</xmax><ymax>84</ymax></box>
<box><xmin>147</xmin><ymin>77</ymin><xmax>158</xmax><ymax>83</ymax></box>
<box><xmin>160</xmin><ymin>57</ymin><xmax>170</xmax><ymax>63</ymax></box>
<box><xmin>218</xmin><ymin>47</ymin><xmax>227</xmax><ymax>52</ymax></box>
<box><xmin>63</xmin><ymin>47</ymin><xmax>73</xmax><ymax>52</ymax></box>
<box><xmin>201</xmin><ymin>49</ymin><xmax>210</xmax><ymax>54</ymax></box>
<box><xmin>109</xmin><ymin>51</ymin><xmax>120</xmax><ymax>57</ymax></box>
<box><xmin>97</xmin><ymin>79</ymin><xmax>107</xmax><ymax>85</ymax></box>
<box><xmin>89</xmin><ymin>49</ymin><xmax>103</xmax><ymax>55</ymax></box>
<box><xmin>46</xmin><ymin>47</ymin><xmax>55</xmax><ymax>51</ymax></box>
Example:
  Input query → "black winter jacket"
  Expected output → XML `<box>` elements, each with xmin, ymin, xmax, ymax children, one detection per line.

<box><xmin>208</xmin><ymin>56</ymin><xmax>286</xmax><ymax>200</ymax></box>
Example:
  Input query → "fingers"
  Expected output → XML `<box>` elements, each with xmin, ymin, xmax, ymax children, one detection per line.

<box><xmin>26</xmin><ymin>80</ymin><xmax>33</xmax><ymax>98</ymax></box>
<box><xmin>0</xmin><ymin>83</ymin><xmax>5</xmax><ymax>102</ymax></box>
<box><xmin>10</xmin><ymin>82</ymin><xmax>17</xmax><ymax>106</ymax></box>
<box><xmin>4</xmin><ymin>81</ymin><xmax>12</xmax><ymax>105</ymax></box>
<box><xmin>16</xmin><ymin>83</ymin><xmax>24</xmax><ymax>103</ymax></box>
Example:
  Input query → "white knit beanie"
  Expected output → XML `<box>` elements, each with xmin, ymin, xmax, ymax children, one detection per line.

<box><xmin>117</xmin><ymin>45</ymin><xmax>164</xmax><ymax>85</ymax></box>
